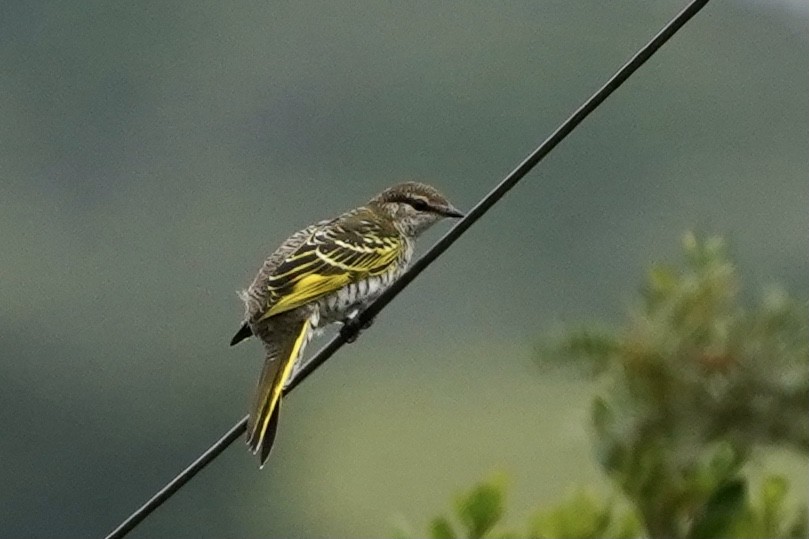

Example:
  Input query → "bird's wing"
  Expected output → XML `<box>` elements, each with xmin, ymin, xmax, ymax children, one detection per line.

<box><xmin>258</xmin><ymin>212</ymin><xmax>404</xmax><ymax>320</ymax></box>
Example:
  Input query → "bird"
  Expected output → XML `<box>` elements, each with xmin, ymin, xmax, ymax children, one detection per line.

<box><xmin>231</xmin><ymin>181</ymin><xmax>464</xmax><ymax>466</ymax></box>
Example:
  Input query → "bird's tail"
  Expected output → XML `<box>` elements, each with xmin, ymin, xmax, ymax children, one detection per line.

<box><xmin>247</xmin><ymin>315</ymin><xmax>313</xmax><ymax>467</ymax></box>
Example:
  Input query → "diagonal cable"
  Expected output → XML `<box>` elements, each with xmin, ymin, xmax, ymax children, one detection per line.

<box><xmin>103</xmin><ymin>1</ymin><xmax>711</xmax><ymax>537</ymax></box>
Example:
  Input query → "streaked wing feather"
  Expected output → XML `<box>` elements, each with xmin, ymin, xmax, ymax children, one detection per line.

<box><xmin>242</xmin><ymin>223</ymin><xmax>321</xmax><ymax>324</ymax></box>
<box><xmin>259</xmin><ymin>212</ymin><xmax>403</xmax><ymax>319</ymax></box>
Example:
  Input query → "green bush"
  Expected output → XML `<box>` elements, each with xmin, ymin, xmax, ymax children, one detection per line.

<box><xmin>401</xmin><ymin>234</ymin><xmax>808</xmax><ymax>538</ymax></box>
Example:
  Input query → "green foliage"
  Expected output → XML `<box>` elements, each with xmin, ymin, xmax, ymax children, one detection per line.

<box><xmin>403</xmin><ymin>234</ymin><xmax>808</xmax><ymax>538</ymax></box>
<box><xmin>688</xmin><ymin>479</ymin><xmax>747</xmax><ymax>539</ymax></box>
<box><xmin>398</xmin><ymin>478</ymin><xmax>640</xmax><ymax>539</ymax></box>
<box><xmin>400</xmin><ymin>473</ymin><xmax>807</xmax><ymax>539</ymax></box>
<box><xmin>396</xmin><ymin>475</ymin><xmax>506</xmax><ymax>539</ymax></box>
<box><xmin>429</xmin><ymin>517</ymin><xmax>456</xmax><ymax>539</ymax></box>
<box><xmin>581</xmin><ymin>233</ymin><xmax>808</xmax><ymax>537</ymax></box>
<box><xmin>725</xmin><ymin>474</ymin><xmax>809</xmax><ymax>539</ymax></box>
<box><xmin>528</xmin><ymin>488</ymin><xmax>641</xmax><ymax>539</ymax></box>
<box><xmin>535</xmin><ymin>233</ymin><xmax>809</xmax><ymax>537</ymax></box>
<box><xmin>536</xmin><ymin>326</ymin><xmax>621</xmax><ymax>377</ymax></box>
<box><xmin>455</xmin><ymin>479</ymin><xmax>506</xmax><ymax>538</ymax></box>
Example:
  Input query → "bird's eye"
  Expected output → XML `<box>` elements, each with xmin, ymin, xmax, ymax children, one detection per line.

<box><xmin>409</xmin><ymin>199</ymin><xmax>430</xmax><ymax>212</ymax></box>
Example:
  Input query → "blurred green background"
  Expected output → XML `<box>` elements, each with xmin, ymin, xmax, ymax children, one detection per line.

<box><xmin>1</xmin><ymin>1</ymin><xmax>806</xmax><ymax>537</ymax></box>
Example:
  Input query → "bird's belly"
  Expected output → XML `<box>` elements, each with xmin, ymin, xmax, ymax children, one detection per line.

<box><xmin>317</xmin><ymin>273</ymin><xmax>393</xmax><ymax>325</ymax></box>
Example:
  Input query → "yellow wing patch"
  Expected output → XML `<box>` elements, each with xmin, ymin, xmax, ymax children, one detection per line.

<box><xmin>256</xmin><ymin>216</ymin><xmax>405</xmax><ymax>321</ymax></box>
<box><xmin>260</xmin><ymin>272</ymin><xmax>352</xmax><ymax>319</ymax></box>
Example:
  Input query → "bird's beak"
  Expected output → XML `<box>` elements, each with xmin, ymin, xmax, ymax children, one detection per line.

<box><xmin>441</xmin><ymin>205</ymin><xmax>465</xmax><ymax>218</ymax></box>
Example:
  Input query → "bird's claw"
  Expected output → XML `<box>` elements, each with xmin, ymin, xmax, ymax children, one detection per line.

<box><xmin>340</xmin><ymin>316</ymin><xmax>374</xmax><ymax>343</ymax></box>
<box><xmin>341</xmin><ymin>324</ymin><xmax>358</xmax><ymax>343</ymax></box>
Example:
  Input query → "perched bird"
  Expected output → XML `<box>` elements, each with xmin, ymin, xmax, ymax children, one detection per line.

<box><xmin>231</xmin><ymin>181</ymin><xmax>464</xmax><ymax>466</ymax></box>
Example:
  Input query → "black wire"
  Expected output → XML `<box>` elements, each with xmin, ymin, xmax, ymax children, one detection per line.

<box><xmin>103</xmin><ymin>1</ymin><xmax>711</xmax><ymax>537</ymax></box>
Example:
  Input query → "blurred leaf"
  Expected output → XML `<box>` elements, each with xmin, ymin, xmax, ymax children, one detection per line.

<box><xmin>591</xmin><ymin>396</ymin><xmax>612</xmax><ymax>434</ymax></box>
<box><xmin>455</xmin><ymin>478</ymin><xmax>505</xmax><ymax>538</ymax></box>
<box><xmin>429</xmin><ymin>517</ymin><xmax>456</xmax><ymax>539</ymax></box>
<box><xmin>691</xmin><ymin>442</ymin><xmax>743</xmax><ymax>498</ymax></box>
<box><xmin>644</xmin><ymin>265</ymin><xmax>680</xmax><ymax>308</ymax></box>
<box><xmin>611</xmin><ymin>512</ymin><xmax>644</xmax><ymax>539</ymax></box>
<box><xmin>760</xmin><ymin>474</ymin><xmax>788</xmax><ymax>529</ymax></box>
<box><xmin>400</xmin><ymin>476</ymin><xmax>507</xmax><ymax>539</ymax></box>
<box><xmin>688</xmin><ymin>479</ymin><xmax>746</xmax><ymax>539</ymax></box>
<box><xmin>536</xmin><ymin>327</ymin><xmax>621</xmax><ymax>378</ymax></box>
<box><xmin>727</xmin><ymin>474</ymin><xmax>809</xmax><ymax>539</ymax></box>
<box><xmin>706</xmin><ymin>443</ymin><xmax>739</xmax><ymax>480</ymax></box>
<box><xmin>529</xmin><ymin>489</ymin><xmax>641</xmax><ymax>539</ymax></box>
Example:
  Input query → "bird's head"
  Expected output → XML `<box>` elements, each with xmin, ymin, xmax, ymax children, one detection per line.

<box><xmin>369</xmin><ymin>181</ymin><xmax>464</xmax><ymax>237</ymax></box>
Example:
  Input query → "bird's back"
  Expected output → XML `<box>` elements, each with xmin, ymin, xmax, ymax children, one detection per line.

<box><xmin>239</xmin><ymin>223</ymin><xmax>322</xmax><ymax>325</ymax></box>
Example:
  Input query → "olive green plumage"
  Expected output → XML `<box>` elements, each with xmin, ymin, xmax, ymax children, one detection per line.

<box><xmin>232</xmin><ymin>181</ymin><xmax>463</xmax><ymax>467</ymax></box>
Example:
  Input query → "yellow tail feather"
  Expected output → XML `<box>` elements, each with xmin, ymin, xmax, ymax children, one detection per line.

<box><xmin>247</xmin><ymin>315</ymin><xmax>312</xmax><ymax>467</ymax></box>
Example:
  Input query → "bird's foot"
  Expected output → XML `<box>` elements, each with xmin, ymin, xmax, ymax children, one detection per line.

<box><xmin>340</xmin><ymin>316</ymin><xmax>374</xmax><ymax>343</ymax></box>
<box><xmin>340</xmin><ymin>321</ymin><xmax>360</xmax><ymax>343</ymax></box>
